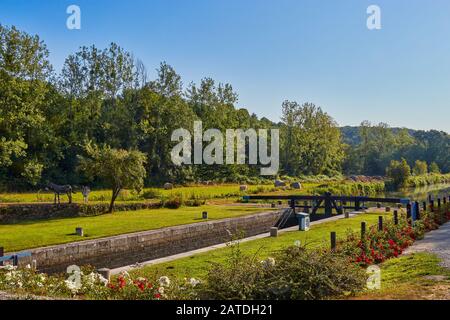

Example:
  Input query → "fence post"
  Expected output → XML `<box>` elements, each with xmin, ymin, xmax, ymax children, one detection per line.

<box><xmin>430</xmin><ymin>199</ymin><xmax>435</xmax><ymax>211</ymax></box>
<box><xmin>406</xmin><ymin>203</ymin><xmax>412</xmax><ymax>223</ymax></box>
<box><xmin>12</xmin><ymin>255</ymin><xmax>18</xmax><ymax>266</ymax></box>
<box><xmin>437</xmin><ymin>198</ymin><xmax>441</xmax><ymax>209</ymax></box>
<box><xmin>378</xmin><ymin>216</ymin><xmax>383</xmax><ymax>231</ymax></box>
<box><xmin>331</xmin><ymin>232</ymin><xmax>336</xmax><ymax>252</ymax></box>
<box><xmin>444</xmin><ymin>197</ymin><xmax>447</xmax><ymax>205</ymax></box>
<box><xmin>423</xmin><ymin>201</ymin><xmax>427</xmax><ymax>212</ymax></box>
<box><xmin>0</xmin><ymin>247</ymin><xmax>3</xmax><ymax>266</ymax></box>
<box><xmin>361</xmin><ymin>222</ymin><xmax>366</xmax><ymax>239</ymax></box>
<box><xmin>415</xmin><ymin>201</ymin><xmax>421</xmax><ymax>220</ymax></box>
<box><xmin>393</xmin><ymin>210</ymin><xmax>399</xmax><ymax>225</ymax></box>
<box><xmin>290</xmin><ymin>199</ymin><xmax>296</xmax><ymax>214</ymax></box>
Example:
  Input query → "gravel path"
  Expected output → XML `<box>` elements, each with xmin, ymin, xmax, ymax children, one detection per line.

<box><xmin>404</xmin><ymin>222</ymin><xmax>450</xmax><ymax>268</ymax></box>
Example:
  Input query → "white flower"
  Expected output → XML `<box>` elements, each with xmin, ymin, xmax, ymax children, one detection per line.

<box><xmin>137</xmin><ymin>277</ymin><xmax>146</xmax><ymax>282</ymax></box>
<box><xmin>25</xmin><ymin>264</ymin><xmax>31</xmax><ymax>269</ymax></box>
<box><xmin>4</xmin><ymin>265</ymin><xmax>16</xmax><ymax>271</ymax></box>
<box><xmin>120</xmin><ymin>271</ymin><xmax>130</xmax><ymax>278</ymax></box>
<box><xmin>159</xmin><ymin>276</ymin><xmax>170</xmax><ymax>287</ymax></box>
<box><xmin>158</xmin><ymin>286</ymin><xmax>165</xmax><ymax>294</ymax></box>
<box><xmin>260</xmin><ymin>257</ymin><xmax>276</xmax><ymax>268</ymax></box>
<box><xmin>65</xmin><ymin>279</ymin><xmax>80</xmax><ymax>294</ymax></box>
<box><xmin>189</xmin><ymin>278</ymin><xmax>201</xmax><ymax>287</ymax></box>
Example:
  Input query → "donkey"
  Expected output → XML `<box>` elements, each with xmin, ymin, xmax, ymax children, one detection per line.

<box><xmin>45</xmin><ymin>182</ymin><xmax>76</xmax><ymax>204</ymax></box>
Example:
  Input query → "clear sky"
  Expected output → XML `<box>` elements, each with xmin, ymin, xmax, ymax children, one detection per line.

<box><xmin>1</xmin><ymin>0</ymin><xmax>449</xmax><ymax>132</ymax></box>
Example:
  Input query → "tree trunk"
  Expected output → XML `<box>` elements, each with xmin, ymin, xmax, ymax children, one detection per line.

<box><xmin>109</xmin><ymin>188</ymin><xmax>121</xmax><ymax>213</ymax></box>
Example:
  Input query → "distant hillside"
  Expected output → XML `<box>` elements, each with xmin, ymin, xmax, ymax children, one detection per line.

<box><xmin>340</xmin><ymin>126</ymin><xmax>430</xmax><ymax>146</ymax></box>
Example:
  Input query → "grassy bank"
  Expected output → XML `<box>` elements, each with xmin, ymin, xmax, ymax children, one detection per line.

<box><xmin>353</xmin><ymin>253</ymin><xmax>450</xmax><ymax>300</ymax></box>
<box><xmin>0</xmin><ymin>205</ymin><xmax>274</xmax><ymax>252</ymax></box>
<box><xmin>406</xmin><ymin>173</ymin><xmax>450</xmax><ymax>188</ymax></box>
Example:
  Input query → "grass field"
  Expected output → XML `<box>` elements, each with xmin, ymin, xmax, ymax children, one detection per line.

<box><xmin>353</xmin><ymin>253</ymin><xmax>450</xmax><ymax>300</ymax></box>
<box><xmin>0</xmin><ymin>205</ymin><xmax>274</xmax><ymax>252</ymax></box>
<box><xmin>0</xmin><ymin>184</ymin><xmax>280</xmax><ymax>204</ymax></box>
<box><xmin>129</xmin><ymin>212</ymin><xmax>390</xmax><ymax>280</ymax></box>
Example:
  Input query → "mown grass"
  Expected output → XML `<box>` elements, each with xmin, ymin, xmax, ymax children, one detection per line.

<box><xmin>0</xmin><ymin>185</ymin><xmax>279</xmax><ymax>204</ymax></box>
<box><xmin>354</xmin><ymin>252</ymin><xmax>450</xmax><ymax>300</ymax></box>
<box><xmin>130</xmin><ymin>212</ymin><xmax>390</xmax><ymax>280</ymax></box>
<box><xmin>0</xmin><ymin>205</ymin><xmax>274</xmax><ymax>252</ymax></box>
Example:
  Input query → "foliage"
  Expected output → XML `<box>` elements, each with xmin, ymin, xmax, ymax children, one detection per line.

<box><xmin>412</xmin><ymin>160</ymin><xmax>428</xmax><ymax>176</ymax></box>
<box><xmin>0</xmin><ymin>24</ymin><xmax>449</xmax><ymax>191</ymax></box>
<box><xmin>196</xmin><ymin>241</ymin><xmax>366</xmax><ymax>300</ymax></box>
<box><xmin>280</xmin><ymin>101</ymin><xmax>345</xmax><ymax>176</ymax></box>
<box><xmin>77</xmin><ymin>143</ymin><xmax>147</xmax><ymax>212</ymax></box>
<box><xmin>386</xmin><ymin>158</ymin><xmax>411</xmax><ymax>188</ymax></box>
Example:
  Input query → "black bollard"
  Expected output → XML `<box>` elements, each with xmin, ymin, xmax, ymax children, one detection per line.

<box><xmin>361</xmin><ymin>222</ymin><xmax>366</xmax><ymax>239</ymax></box>
<box><xmin>378</xmin><ymin>216</ymin><xmax>383</xmax><ymax>231</ymax></box>
<box><xmin>331</xmin><ymin>232</ymin><xmax>336</xmax><ymax>252</ymax></box>
<box><xmin>393</xmin><ymin>210</ymin><xmax>399</xmax><ymax>225</ymax></box>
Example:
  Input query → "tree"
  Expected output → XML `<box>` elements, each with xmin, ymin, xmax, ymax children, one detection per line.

<box><xmin>412</xmin><ymin>160</ymin><xmax>428</xmax><ymax>176</ymax></box>
<box><xmin>280</xmin><ymin>101</ymin><xmax>344</xmax><ymax>176</ymax></box>
<box><xmin>386</xmin><ymin>158</ymin><xmax>411</xmax><ymax>188</ymax></box>
<box><xmin>77</xmin><ymin>143</ymin><xmax>147</xmax><ymax>212</ymax></box>
<box><xmin>429</xmin><ymin>162</ymin><xmax>441</xmax><ymax>174</ymax></box>
<box><xmin>0</xmin><ymin>24</ymin><xmax>53</xmax><ymax>188</ymax></box>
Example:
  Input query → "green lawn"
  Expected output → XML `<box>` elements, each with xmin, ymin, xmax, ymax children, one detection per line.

<box><xmin>354</xmin><ymin>253</ymin><xmax>450</xmax><ymax>299</ymax></box>
<box><xmin>130</xmin><ymin>212</ymin><xmax>390</xmax><ymax>280</ymax></box>
<box><xmin>0</xmin><ymin>205</ymin><xmax>273</xmax><ymax>252</ymax></box>
<box><xmin>0</xmin><ymin>184</ymin><xmax>279</xmax><ymax>203</ymax></box>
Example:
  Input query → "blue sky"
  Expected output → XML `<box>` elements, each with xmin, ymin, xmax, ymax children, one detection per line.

<box><xmin>1</xmin><ymin>0</ymin><xmax>449</xmax><ymax>131</ymax></box>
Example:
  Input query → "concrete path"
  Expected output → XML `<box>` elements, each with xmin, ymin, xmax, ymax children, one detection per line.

<box><xmin>404</xmin><ymin>222</ymin><xmax>450</xmax><ymax>268</ymax></box>
<box><xmin>110</xmin><ymin>211</ymin><xmax>364</xmax><ymax>275</ymax></box>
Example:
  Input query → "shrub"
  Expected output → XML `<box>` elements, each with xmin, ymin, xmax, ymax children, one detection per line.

<box><xmin>163</xmin><ymin>194</ymin><xmax>183</xmax><ymax>209</ymax></box>
<box><xmin>386</xmin><ymin>158</ymin><xmax>411</xmax><ymax>188</ymax></box>
<box><xmin>197</xmin><ymin>241</ymin><xmax>366</xmax><ymax>300</ymax></box>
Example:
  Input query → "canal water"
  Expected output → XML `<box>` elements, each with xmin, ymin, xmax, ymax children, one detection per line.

<box><xmin>383</xmin><ymin>183</ymin><xmax>450</xmax><ymax>202</ymax></box>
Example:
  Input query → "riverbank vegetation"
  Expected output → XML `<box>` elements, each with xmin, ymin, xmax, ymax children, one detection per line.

<box><xmin>1</xmin><ymin>24</ymin><xmax>449</xmax><ymax>192</ymax></box>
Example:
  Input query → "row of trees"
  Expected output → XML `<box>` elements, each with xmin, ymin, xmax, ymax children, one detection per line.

<box><xmin>1</xmin><ymin>24</ymin><xmax>449</xmax><ymax>191</ymax></box>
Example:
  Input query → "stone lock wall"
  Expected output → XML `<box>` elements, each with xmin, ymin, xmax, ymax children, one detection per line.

<box><xmin>13</xmin><ymin>210</ymin><xmax>283</xmax><ymax>273</ymax></box>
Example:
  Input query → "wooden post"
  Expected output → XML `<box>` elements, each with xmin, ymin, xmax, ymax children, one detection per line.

<box><xmin>437</xmin><ymin>198</ymin><xmax>441</xmax><ymax>209</ymax></box>
<box><xmin>290</xmin><ymin>199</ymin><xmax>296</xmax><ymax>214</ymax></box>
<box><xmin>202</xmin><ymin>211</ymin><xmax>208</xmax><ymax>219</ymax></box>
<box><xmin>0</xmin><ymin>247</ymin><xmax>3</xmax><ymax>266</ymax></box>
<box><xmin>415</xmin><ymin>201</ymin><xmax>420</xmax><ymax>220</ymax></box>
<box><xmin>406</xmin><ymin>203</ymin><xmax>412</xmax><ymax>222</ymax></box>
<box><xmin>393</xmin><ymin>210</ymin><xmax>399</xmax><ymax>225</ymax></box>
<box><xmin>428</xmin><ymin>194</ymin><xmax>432</xmax><ymax>202</ymax></box>
<box><xmin>270</xmin><ymin>227</ymin><xmax>278</xmax><ymax>237</ymax></box>
<box><xmin>12</xmin><ymin>255</ymin><xmax>18</xmax><ymax>266</ymax></box>
<box><xmin>330</xmin><ymin>232</ymin><xmax>336</xmax><ymax>252</ymax></box>
<box><xmin>324</xmin><ymin>193</ymin><xmax>332</xmax><ymax>216</ymax></box>
<box><xmin>98</xmin><ymin>268</ymin><xmax>111</xmax><ymax>282</ymax></box>
<box><xmin>444</xmin><ymin>197</ymin><xmax>447</xmax><ymax>205</ymax></box>
<box><xmin>76</xmin><ymin>227</ymin><xmax>84</xmax><ymax>237</ymax></box>
<box><xmin>430</xmin><ymin>199</ymin><xmax>434</xmax><ymax>211</ymax></box>
<box><xmin>361</xmin><ymin>222</ymin><xmax>366</xmax><ymax>239</ymax></box>
<box><xmin>423</xmin><ymin>201</ymin><xmax>427</xmax><ymax>212</ymax></box>
<box><xmin>378</xmin><ymin>216</ymin><xmax>383</xmax><ymax>231</ymax></box>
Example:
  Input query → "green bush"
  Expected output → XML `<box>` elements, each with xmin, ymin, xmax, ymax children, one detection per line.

<box><xmin>197</xmin><ymin>242</ymin><xmax>366</xmax><ymax>300</ymax></box>
<box><xmin>386</xmin><ymin>158</ymin><xmax>411</xmax><ymax>189</ymax></box>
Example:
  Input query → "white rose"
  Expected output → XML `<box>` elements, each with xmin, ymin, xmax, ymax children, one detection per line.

<box><xmin>159</xmin><ymin>276</ymin><xmax>170</xmax><ymax>287</ymax></box>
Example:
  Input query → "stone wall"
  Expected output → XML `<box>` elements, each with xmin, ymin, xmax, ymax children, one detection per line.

<box><xmin>12</xmin><ymin>210</ymin><xmax>283</xmax><ymax>273</ymax></box>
